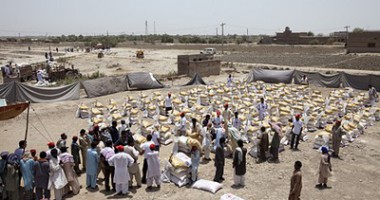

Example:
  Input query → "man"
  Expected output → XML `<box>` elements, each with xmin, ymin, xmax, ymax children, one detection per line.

<box><xmin>49</xmin><ymin>149</ymin><xmax>68</xmax><ymax>200</ymax></box>
<box><xmin>14</xmin><ymin>140</ymin><xmax>27</xmax><ymax>158</ymax></box>
<box><xmin>109</xmin><ymin>121</ymin><xmax>120</xmax><ymax>144</ymax></box>
<box><xmin>59</xmin><ymin>147</ymin><xmax>80</xmax><ymax>195</ymax></box>
<box><xmin>332</xmin><ymin>120</ymin><xmax>345</xmax><ymax>157</ymax></box>
<box><xmin>5</xmin><ymin>154</ymin><xmax>19</xmax><ymax>200</ymax></box>
<box><xmin>368</xmin><ymin>84</ymin><xmax>378</xmax><ymax>107</ymax></box>
<box><xmin>100</xmin><ymin>140</ymin><xmax>115</xmax><ymax>191</ymax></box>
<box><xmin>232</xmin><ymin>112</ymin><xmax>241</xmax><ymax>131</ymax></box>
<box><xmin>114</xmin><ymin>130</ymin><xmax>130</xmax><ymax>150</ymax></box>
<box><xmin>212</xmin><ymin>110</ymin><xmax>224</xmax><ymax>129</ymax></box>
<box><xmin>124</xmin><ymin>140</ymin><xmax>141</xmax><ymax>188</ymax></box>
<box><xmin>152</xmin><ymin>125</ymin><xmax>161</xmax><ymax>151</ymax></box>
<box><xmin>289</xmin><ymin>161</ymin><xmax>303</xmax><ymax>200</ymax></box>
<box><xmin>300</xmin><ymin>75</ymin><xmax>309</xmax><ymax>85</ymax></box>
<box><xmin>56</xmin><ymin>133</ymin><xmax>68</xmax><ymax>149</ymax></box>
<box><xmin>190</xmin><ymin>146</ymin><xmax>200</xmax><ymax>183</ymax></box>
<box><xmin>19</xmin><ymin>152</ymin><xmax>35</xmax><ymax>200</ymax></box>
<box><xmin>269</xmin><ymin>122</ymin><xmax>281</xmax><ymax>163</ymax></box>
<box><xmin>188</xmin><ymin>118</ymin><xmax>202</xmax><ymax>144</ymax></box>
<box><xmin>179</xmin><ymin>112</ymin><xmax>187</xmax><ymax>136</ymax></box>
<box><xmin>201</xmin><ymin>123</ymin><xmax>212</xmax><ymax>160</ymax></box>
<box><xmin>30</xmin><ymin>149</ymin><xmax>38</xmax><ymax>161</ymax></box>
<box><xmin>214</xmin><ymin>125</ymin><xmax>226</xmax><ymax>151</ymax></box>
<box><xmin>140</xmin><ymin>134</ymin><xmax>154</xmax><ymax>184</ymax></box>
<box><xmin>316</xmin><ymin>147</ymin><xmax>332</xmax><ymax>188</ymax></box>
<box><xmin>233</xmin><ymin>140</ymin><xmax>247</xmax><ymax>187</ymax></box>
<box><xmin>46</xmin><ymin>142</ymin><xmax>60</xmax><ymax>160</ymax></box>
<box><xmin>290</xmin><ymin>114</ymin><xmax>303</xmax><ymax>150</ymax></box>
<box><xmin>164</xmin><ymin>92</ymin><xmax>173</xmax><ymax>116</ymax></box>
<box><xmin>118</xmin><ymin>120</ymin><xmax>129</xmax><ymax>135</ymax></box>
<box><xmin>86</xmin><ymin>142</ymin><xmax>99</xmax><ymax>189</ymax></box>
<box><xmin>202</xmin><ymin>114</ymin><xmax>211</xmax><ymax>127</ymax></box>
<box><xmin>213</xmin><ymin>137</ymin><xmax>226</xmax><ymax>183</ymax></box>
<box><xmin>71</xmin><ymin>136</ymin><xmax>81</xmax><ymax>175</ymax></box>
<box><xmin>227</xmin><ymin>74</ymin><xmax>233</xmax><ymax>87</ymax></box>
<box><xmin>222</xmin><ymin>104</ymin><xmax>233</xmax><ymax>135</ymax></box>
<box><xmin>256</xmin><ymin>97</ymin><xmax>269</xmax><ymax>121</ymax></box>
<box><xmin>146</xmin><ymin>144</ymin><xmax>161</xmax><ymax>189</ymax></box>
<box><xmin>108</xmin><ymin>145</ymin><xmax>134</xmax><ymax>195</ymax></box>
<box><xmin>79</xmin><ymin>129</ymin><xmax>91</xmax><ymax>171</ymax></box>
<box><xmin>258</xmin><ymin>127</ymin><xmax>269</xmax><ymax>163</ymax></box>
<box><xmin>34</xmin><ymin>151</ymin><xmax>50</xmax><ymax>200</ymax></box>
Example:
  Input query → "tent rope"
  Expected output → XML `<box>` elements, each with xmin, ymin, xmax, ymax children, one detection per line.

<box><xmin>22</xmin><ymin>114</ymin><xmax>51</xmax><ymax>142</ymax></box>
<box><xmin>30</xmin><ymin>106</ymin><xmax>55</xmax><ymax>141</ymax></box>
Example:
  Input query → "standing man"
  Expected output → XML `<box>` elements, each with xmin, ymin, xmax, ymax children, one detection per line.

<box><xmin>124</xmin><ymin>140</ymin><xmax>141</xmax><ymax>188</ymax></box>
<box><xmin>34</xmin><ymin>151</ymin><xmax>50</xmax><ymax>200</ymax></box>
<box><xmin>49</xmin><ymin>149</ymin><xmax>68</xmax><ymax>200</ymax></box>
<box><xmin>316</xmin><ymin>147</ymin><xmax>332</xmax><ymax>188</ymax></box>
<box><xmin>79</xmin><ymin>129</ymin><xmax>90</xmax><ymax>171</ymax></box>
<box><xmin>19</xmin><ymin>152</ymin><xmax>35</xmax><ymax>200</ymax></box>
<box><xmin>222</xmin><ymin>104</ymin><xmax>232</xmax><ymax>136</ymax></box>
<box><xmin>179</xmin><ymin>112</ymin><xmax>187</xmax><ymax>136</ymax></box>
<box><xmin>165</xmin><ymin>92</ymin><xmax>173</xmax><ymax>116</ymax></box>
<box><xmin>109</xmin><ymin>121</ymin><xmax>120</xmax><ymax>144</ymax></box>
<box><xmin>86</xmin><ymin>142</ymin><xmax>99</xmax><ymax>189</ymax></box>
<box><xmin>290</xmin><ymin>114</ymin><xmax>303</xmax><ymax>150</ymax></box>
<box><xmin>140</xmin><ymin>134</ymin><xmax>154</xmax><ymax>184</ymax></box>
<box><xmin>118</xmin><ymin>120</ymin><xmax>129</xmax><ymax>135</ymax></box>
<box><xmin>108</xmin><ymin>145</ymin><xmax>134</xmax><ymax>195</ymax></box>
<box><xmin>256</xmin><ymin>97</ymin><xmax>269</xmax><ymax>121</ymax></box>
<box><xmin>213</xmin><ymin>137</ymin><xmax>226</xmax><ymax>183</ymax></box>
<box><xmin>212</xmin><ymin>110</ymin><xmax>224</xmax><ymax>129</ymax></box>
<box><xmin>100</xmin><ymin>140</ymin><xmax>115</xmax><ymax>192</ymax></box>
<box><xmin>56</xmin><ymin>133</ymin><xmax>68</xmax><ymax>149</ymax></box>
<box><xmin>368</xmin><ymin>85</ymin><xmax>378</xmax><ymax>107</ymax></box>
<box><xmin>332</xmin><ymin>120</ymin><xmax>344</xmax><ymax>158</ymax></box>
<box><xmin>59</xmin><ymin>147</ymin><xmax>80</xmax><ymax>195</ymax></box>
<box><xmin>14</xmin><ymin>140</ymin><xmax>27</xmax><ymax>158</ymax></box>
<box><xmin>71</xmin><ymin>136</ymin><xmax>81</xmax><ymax>175</ymax></box>
<box><xmin>232</xmin><ymin>140</ymin><xmax>247</xmax><ymax>187</ymax></box>
<box><xmin>232</xmin><ymin>112</ymin><xmax>242</xmax><ymax>131</ymax></box>
<box><xmin>257</xmin><ymin>127</ymin><xmax>269</xmax><ymax>163</ymax></box>
<box><xmin>146</xmin><ymin>144</ymin><xmax>161</xmax><ymax>189</ymax></box>
<box><xmin>190</xmin><ymin>146</ymin><xmax>200</xmax><ymax>183</ymax></box>
<box><xmin>201</xmin><ymin>123</ymin><xmax>212</xmax><ymax>161</ymax></box>
<box><xmin>151</xmin><ymin>125</ymin><xmax>161</xmax><ymax>151</ymax></box>
<box><xmin>269</xmin><ymin>122</ymin><xmax>281</xmax><ymax>163</ymax></box>
<box><xmin>289</xmin><ymin>161</ymin><xmax>303</xmax><ymax>200</ymax></box>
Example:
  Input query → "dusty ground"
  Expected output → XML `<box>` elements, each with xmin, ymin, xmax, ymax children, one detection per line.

<box><xmin>1</xmin><ymin>45</ymin><xmax>380</xmax><ymax>200</ymax></box>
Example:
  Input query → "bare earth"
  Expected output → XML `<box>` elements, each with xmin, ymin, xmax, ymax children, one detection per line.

<box><xmin>1</xmin><ymin>45</ymin><xmax>380</xmax><ymax>200</ymax></box>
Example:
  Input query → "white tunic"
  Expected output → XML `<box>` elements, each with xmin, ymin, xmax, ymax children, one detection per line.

<box><xmin>201</xmin><ymin>127</ymin><xmax>211</xmax><ymax>147</ymax></box>
<box><xmin>256</xmin><ymin>102</ymin><xmax>268</xmax><ymax>120</ymax></box>
<box><xmin>292</xmin><ymin>116</ymin><xmax>303</xmax><ymax>135</ymax></box>
<box><xmin>165</xmin><ymin>96</ymin><xmax>172</xmax><ymax>108</ymax></box>
<box><xmin>232</xmin><ymin>117</ymin><xmax>241</xmax><ymax>130</ymax></box>
<box><xmin>180</xmin><ymin>116</ymin><xmax>187</xmax><ymax>131</ymax></box>
<box><xmin>212</xmin><ymin>116</ymin><xmax>224</xmax><ymax>128</ymax></box>
<box><xmin>152</xmin><ymin>131</ymin><xmax>160</xmax><ymax>146</ymax></box>
<box><xmin>146</xmin><ymin>151</ymin><xmax>161</xmax><ymax>178</ymax></box>
<box><xmin>108</xmin><ymin>152</ymin><xmax>134</xmax><ymax>184</ymax></box>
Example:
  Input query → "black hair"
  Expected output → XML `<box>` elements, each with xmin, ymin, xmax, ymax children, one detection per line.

<box><xmin>80</xmin><ymin>129</ymin><xmax>86</xmax><ymax>134</ymax></box>
<box><xmin>147</xmin><ymin>134</ymin><xmax>152</xmax><ymax>141</ymax></box>
<box><xmin>261</xmin><ymin>126</ymin><xmax>266</xmax><ymax>132</ymax></box>
<box><xmin>295</xmin><ymin>161</ymin><xmax>302</xmax><ymax>169</ymax></box>
<box><xmin>19</xmin><ymin>140</ymin><xmax>26</xmax><ymax>148</ymax></box>
<box><xmin>105</xmin><ymin>140</ymin><xmax>113</xmax><ymax>147</ymax></box>
<box><xmin>237</xmin><ymin>139</ymin><xmax>243</xmax><ymax>147</ymax></box>
<box><xmin>40</xmin><ymin>151</ymin><xmax>47</xmax><ymax>158</ymax></box>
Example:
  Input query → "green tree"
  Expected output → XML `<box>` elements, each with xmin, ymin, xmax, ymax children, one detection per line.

<box><xmin>352</xmin><ymin>27</ymin><xmax>364</xmax><ymax>33</ymax></box>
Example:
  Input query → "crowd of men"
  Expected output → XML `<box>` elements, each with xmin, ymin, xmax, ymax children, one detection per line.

<box><xmin>1</xmin><ymin>82</ymin><xmax>378</xmax><ymax>200</ymax></box>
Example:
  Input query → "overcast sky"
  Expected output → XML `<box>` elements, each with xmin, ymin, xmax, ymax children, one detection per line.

<box><xmin>0</xmin><ymin>0</ymin><xmax>379</xmax><ymax>36</ymax></box>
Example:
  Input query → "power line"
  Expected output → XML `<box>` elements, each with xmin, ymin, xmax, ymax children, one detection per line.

<box><xmin>221</xmin><ymin>23</ymin><xmax>225</xmax><ymax>54</ymax></box>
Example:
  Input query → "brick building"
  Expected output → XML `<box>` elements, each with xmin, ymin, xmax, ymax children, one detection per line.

<box><xmin>177</xmin><ymin>54</ymin><xmax>220</xmax><ymax>77</ymax></box>
<box><xmin>347</xmin><ymin>31</ymin><xmax>380</xmax><ymax>53</ymax></box>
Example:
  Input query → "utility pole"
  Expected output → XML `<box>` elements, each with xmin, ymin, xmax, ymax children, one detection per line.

<box><xmin>154</xmin><ymin>21</ymin><xmax>156</xmax><ymax>35</ymax></box>
<box><xmin>145</xmin><ymin>20</ymin><xmax>148</xmax><ymax>35</ymax></box>
<box><xmin>344</xmin><ymin>25</ymin><xmax>350</xmax><ymax>48</ymax></box>
<box><xmin>247</xmin><ymin>28</ymin><xmax>249</xmax><ymax>36</ymax></box>
<box><xmin>221</xmin><ymin>23</ymin><xmax>225</xmax><ymax>54</ymax></box>
<box><xmin>216</xmin><ymin>28</ymin><xmax>218</xmax><ymax>36</ymax></box>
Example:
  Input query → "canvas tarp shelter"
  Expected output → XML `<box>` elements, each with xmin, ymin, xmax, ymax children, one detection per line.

<box><xmin>294</xmin><ymin>70</ymin><xmax>342</xmax><ymax>88</ymax></box>
<box><xmin>0</xmin><ymin>81</ymin><xmax>80</xmax><ymax>103</ymax></box>
<box><xmin>183</xmin><ymin>73</ymin><xmax>207</xmax><ymax>86</ymax></box>
<box><xmin>81</xmin><ymin>76</ymin><xmax>128</xmax><ymax>98</ymax></box>
<box><xmin>127</xmin><ymin>72</ymin><xmax>164</xmax><ymax>90</ymax></box>
<box><xmin>341</xmin><ymin>72</ymin><xmax>371</xmax><ymax>90</ymax></box>
<box><xmin>246</xmin><ymin>68</ymin><xmax>294</xmax><ymax>84</ymax></box>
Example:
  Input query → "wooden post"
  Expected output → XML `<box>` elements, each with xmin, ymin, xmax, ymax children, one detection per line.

<box><xmin>24</xmin><ymin>101</ymin><xmax>30</xmax><ymax>142</ymax></box>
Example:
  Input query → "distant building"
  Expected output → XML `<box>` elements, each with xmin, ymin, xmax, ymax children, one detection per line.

<box><xmin>347</xmin><ymin>31</ymin><xmax>380</xmax><ymax>53</ymax></box>
<box><xmin>274</xmin><ymin>27</ymin><xmax>330</xmax><ymax>45</ymax></box>
<box><xmin>177</xmin><ymin>54</ymin><xmax>220</xmax><ymax>77</ymax></box>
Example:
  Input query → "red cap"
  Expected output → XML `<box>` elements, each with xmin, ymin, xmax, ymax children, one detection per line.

<box><xmin>47</xmin><ymin>142</ymin><xmax>55</xmax><ymax>147</ymax></box>
<box><xmin>335</xmin><ymin>120</ymin><xmax>341</xmax><ymax>125</ymax></box>
<box><xmin>30</xmin><ymin>149</ymin><xmax>36</xmax><ymax>153</ymax></box>
<box><xmin>224</xmin><ymin>103</ymin><xmax>228</xmax><ymax>108</ymax></box>
<box><xmin>216</xmin><ymin>110</ymin><xmax>221</xmax><ymax>115</ymax></box>
<box><xmin>72</xmin><ymin>136</ymin><xmax>78</xmax><ymax>140</ymax></box>
<box><xmin>180</xmin><ymin>112</ymin><xmax>185</xmax><ymax>116</ymax></box>
<box><xmin>295</xmin><ymin>114</ymin><xmax>301</xmax><ymax>119</ymax></box>
<box><xmin>116</xmin><ymin>145</ymin><xmax>124</xmax><ymax>152</ymax></box>
<box><xmin>149</xmin><ymin>144</ymin><xmax>155</xmax><ymax>151</ymax></box>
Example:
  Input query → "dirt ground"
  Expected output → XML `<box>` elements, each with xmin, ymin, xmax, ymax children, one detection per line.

<box><xmin>1</xmin><ymin>45</ymin><xmax>380</xmax><ymax>200</ymax></box>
